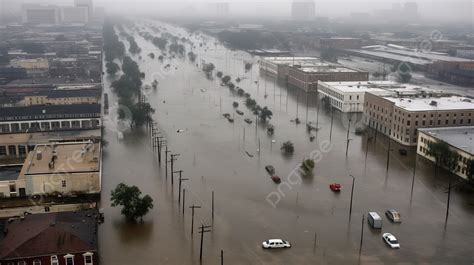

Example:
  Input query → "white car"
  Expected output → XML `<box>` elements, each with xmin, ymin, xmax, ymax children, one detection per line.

<box><xmin>262</xmin><ymin>239</ymin><xmax>291</xmax><ymax>249</ymax></box>
<box><xmin>382</xmin><ymin>233</ymin><xmax>400</xmax><ymax>249</ymax></box>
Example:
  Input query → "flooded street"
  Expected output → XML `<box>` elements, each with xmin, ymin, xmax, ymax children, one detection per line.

<box><xmin>99</xmin><ymin>20</ymin><xmax>474</xmax><ymax>264</ymax></box>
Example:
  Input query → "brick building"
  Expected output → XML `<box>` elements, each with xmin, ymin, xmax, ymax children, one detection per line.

<box><xmin>364</xmin><ymin>92</ymin><xmax>474</xmax><ymax>146</ymax></box>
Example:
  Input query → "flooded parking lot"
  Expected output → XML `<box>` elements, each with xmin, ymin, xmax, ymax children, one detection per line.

<box><xmin>99</xmin><ymin>20</ymin><xmax>474</xmax><ymax>264</ymax></box>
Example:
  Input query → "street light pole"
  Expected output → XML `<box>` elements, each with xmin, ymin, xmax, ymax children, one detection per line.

<box><xmin>349</xmin><ymin>174</ymin><xmax>355</xmax><ymax>219</ymax></box>
<box><xmin>199</xmin><ymin>224</ymin><xmax>212</xmax><ymax>261</ymax></box>
<box><xmin>345</xmin><ymin>118</ymin><xmax>351</xmax><ymax>157</ymax></box>
<box><xmin>445</xmin><ymin>177</ymin><xmax>452</xmax><ymax>223</ymax></box>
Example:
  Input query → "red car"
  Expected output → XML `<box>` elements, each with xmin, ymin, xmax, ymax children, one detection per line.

<box><xmin>329</xmin><ymin>183</ymin><xmax>342</xmax><ymax>192</ymax></box>
<box><xmin>271</xmin><ymin>175</ymin><xmax>281</xmax><ymax>184</ymax></box>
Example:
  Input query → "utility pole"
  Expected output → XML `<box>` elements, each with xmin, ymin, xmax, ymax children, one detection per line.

<box><xmin>165</xmin><ymin>146</ymin><xmax>170</xmax><ymax>179</ymax></box>
<box><xmin>182</xmin><ymin>189</ymin><xmax>186</xmax><ymax>215</ymax></box>
<box><xmin>410</xmin><ymin>157</ymin><xmax>417</xmax><ymax>201</ymax></box>
<box><xmin>157</xmin><ymin>136</ymin><xmax>164</xmax><ymax>163</ymax></box>
<box><xmin>305</xmin><ymin>96</ymin><xmax>309</xmax><ymax>124</ymax></box>
<box><xmin>349</xmin><ymin>174</ymin><xmax>355</xmax><ymax>219</ymax></box>
<box><xmin>364</xmin><ymin>134</ymin><xmax>371</xmax><ymax>169</ymax></box>
<box><xmin>386</xmin><ymin>137</ymin><xmax>392</xmax><ymax>173</ymax></box>
<box><xmin>175</xmin><ymin>170</ymin><xmax>188</xmax><ymax>204</ymax></box>
<box><xmin>446</xmin><ymin>177</ymin><xmax>452</xmax><ymax>223</ymax></box>
<box><xmin>345</xmin><ymin>118</ymin><xmax>352</xmax><ymax>157</ymax></box>
<box><xmin>220</xmin><ymin>250</ymin><xmax>224</xmax><ymax>265</ymax></box>
<box><xmin>170</xmin><ymin>153</ymin><xmax>180</xmax><ymax>187</ymax></box>
<box><xmin>329</xmin><ymin>107</ymin><xmax>334</xmax><ymax>141</ymax></box>
<box><xmin>359</xmin><ymin>214</ymin><xmax>365</xmax><ymax>255</ymax></box>
<box><xmin>296</xmin><ymin>94</ymin><xmax>299</xmax><ymax>119</ymax></box>
<box><xmin>315</xmin><ymin>99</ymin><xmax>320</xmax><ymax>131</ymax></box>
<box><xmin>212</xmin><ymin>190</ymin><xmax>215</xmax><ymax>221</ymax></box>
<box><xmin>199</xmin><ymin>224</ymin><xmax>212</xmax><ymax>261</ymax></box>
<box><xmin>189</xmin><ymin>205</ymin><xmax>201</xmax><ymax>235</ymax></box>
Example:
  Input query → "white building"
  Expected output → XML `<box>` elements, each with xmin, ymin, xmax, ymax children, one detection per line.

<box><xmin>317</xmin><ymin>81</ymin><xmax>427</xmax><ymax>112</ymax></box>
<box><xmin>61</xmin><ymin>6</ymin><xmax>89</xmax><ymax>24</ymax></box>
<box><xmin>291</xmin><ymin>0</ymin><xmax>315</xmax><ymax>21</ymax></box>
<box><xmin>417</xmin><ymin>127</ymin><xmax>474</xmax><ymax>181</ymax></box>
<box><xmin>22</xmin><ymin>5</ymin><xmax>60</xmax><ymax>25</ymax></box>
<box><xmin>0</xmin><ymin>141</ymin><xmax>101</xmax><ymax>198</ymax></box>
<box><xmin>259</xmin><ymin>56</ymin><xmax>322</xmax><ymax>79</ymax></box>
<box><xmin>74</xmin><ymin>0</ymin><xmax>93</xmax><ymax>19</ymax></box>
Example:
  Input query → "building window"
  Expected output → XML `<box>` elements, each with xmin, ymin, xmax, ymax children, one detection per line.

<box><xmin>407</xmin><ymin>121</ymin><xmax>410</xmax><ymax>126</ymax></box>
<box><xmin>83</xmin><ymin>252</ymin><xmax>93</xmax><ymax>265</ymax></box>
<box><xmin>8</xmin><ymin>145</ymin><xmax>16</xmax><ymax>156</ymax></box>
<box><xmin>18</xmin><ymin>261</ymin><xmax>27</xmax><ymax>265</ymax></box>
<box><xmin>62</xmin><ymin>180</ymin><xmax>67</xmax><ymax>187</ymax></box>
<box><xmin>0</xmin><ymin>146</ymin><xmax>6</xmax><ymax>156</ymax></box>
<box><xmin>33</xmin><ymin>260</ymin><xmax>41</xmax><ymax>265</ymax></box>
<box><xmin>64</xmin><ymin>254</ymin><xmax>74</xmax><ymax>265</ymax></box>
<box><xmin>51</xmin><ymin>255</ymin><xmax>59</xmax><ymax>265</ymax></box>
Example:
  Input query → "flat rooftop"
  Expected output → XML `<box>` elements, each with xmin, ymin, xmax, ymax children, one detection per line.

<box><xmin>299</xmin><ymin>66</ymin><xmax>358</xmax><ymax>73</ymax></box>
<box><xmin>261</xmin><ymin>57</ymin><xmax>323</xmax><ymax>66</ymax></box>
<box><xmin>21</xmin><ymin>141</ymin><xmax>100</xmax><ymax>176</ymax></box>
<box><xmin>320</xmin><ymin>81</ymin><xmax>428</xmax><ymax>93</ymax></box>
<box><xmin>0</xmin><ymin>129</ymin><xmax>101</xmax><ymax>145</ymax></box>
<box><xmin>386</xmin><ymin>96</ymin><xmax>474</xmax><ymax>111</ymax></box>
<box><xmin>419</xmin><ymin>126</ymin><xmax>474</xmax><ymax>154</ymax></box>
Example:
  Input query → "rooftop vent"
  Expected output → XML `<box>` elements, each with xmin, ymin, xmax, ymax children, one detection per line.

<box><xmin>429</xmin><ymin>100</ymin><xmax>438</xmax><ymax>107</ymax></box>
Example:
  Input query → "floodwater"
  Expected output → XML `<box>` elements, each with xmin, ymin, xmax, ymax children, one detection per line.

<box><xmin>99</xmin><ymin>20</ymin><xmax>474</xmax><ymax>265</ymax></box>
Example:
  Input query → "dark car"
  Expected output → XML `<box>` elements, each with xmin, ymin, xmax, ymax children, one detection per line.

<box><xmin>236</xmin><ymin>110</ymin><xmax>244</xmax><ymax>115</ymax></box>
<box><xmin>265</xmin><ymin>165</ymin><xmax>275</xmax><ymax>175</ymax></box>
<box><xmin>271</xmin><ymin>175</ymin><xmax>281</xmax><ymax>184</ymax></box>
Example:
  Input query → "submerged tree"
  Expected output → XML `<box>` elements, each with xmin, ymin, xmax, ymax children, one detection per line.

<box><xmin>281</xmin><ymin>141</ymin><xmax>295</xmax><ymax>154</ymax></box>
<box><xmin>300</xmin><ymin>159</ymin><xmax>315</xmax><ymax>175</ymax></box>
<box><xmin>111</xmin><ymin>183</ymin><xmax>154</xmax><ymax>222</ymax></box>
<box><xmin>259</xmin><ymin>106</ymin><xmax>273</xmax><ymax>122</ymax></box>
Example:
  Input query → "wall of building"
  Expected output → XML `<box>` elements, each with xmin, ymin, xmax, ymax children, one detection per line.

<box><xmin>2</xmin><ymin>251</ymin><xmax>98</xmax><ymax>265</ymax></box>
<box><xmin>26</xmin><ymin>172</ymin><xmax>100</xmax><ymax>195</ymax></box>
<box><xmin>417</xmin><ymin>132</ymin><xmax>473</xmax><ymax>180</ymax></box>
<box><xmin>364</xmin><ymin>93</ymin><xmax>474</xmax><ymax>146</ymax></box>
<box><xmin>288</xmin><ymin>67</ymin><xmax>369</xmax><ymax>92</ymax></box>
<box><xmin>317</xmin><ymin>82</ymin><xmax>366</xmax><ymax>112</ymax></box>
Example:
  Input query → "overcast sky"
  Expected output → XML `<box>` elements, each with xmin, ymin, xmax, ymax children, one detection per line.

<box><xmin>2</xmin><ymin>0</ymin><xmax>473</xmax><ymax>24</ymax></box>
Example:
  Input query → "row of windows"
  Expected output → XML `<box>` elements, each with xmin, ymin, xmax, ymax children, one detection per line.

<box><xmin>5</xmin><ymin>253</ymin><xmax>92</xmax><ymax>265</ymax></box>
<box><xmin>0</xmin><ymin>113</ymin><xmax>100</xmax><ymax>122</ymax></box>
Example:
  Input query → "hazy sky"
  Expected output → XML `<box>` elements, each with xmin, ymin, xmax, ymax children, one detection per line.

<box><xmin>2</xmin><ymin>0</ymin><xmax>473</xmax><ymax>23</ymax></box>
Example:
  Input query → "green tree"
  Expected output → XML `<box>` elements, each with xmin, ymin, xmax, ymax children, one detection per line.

<box><xmin>222</xmin><ymin>75</ymin><xmax>231</xmax><ymax>84</ymax></box>
<box><xmin>300</xmin><ymin>159</ymin><xmax>315</xmax><ymax>175</ymax></box>
<box><xmin>427</xmin><ymin>140</ymin><xmax>460</xmax><ymax>172</ymax></box>
<box><xmin>237</xmin><ymin>88</ymin><xmax>245</xmax><ymax>96</ymax></box>
<box><xmin>232</xmin><ymin>101</ymin><xmax>239</xmax><ymax>108</ymax></box>
<box><xmin>259</xmin><ymin>106</ymin><xmax>273</xmax><ymax>122</ymax></box>
<box><xmin>281</xmin><ymin>141</ymin><xmax>294</xmax><ymax>154</ymax></box>
<box><xmin>111</xmin><ymin>183</ymin><xmax>154</xmax><ymax>222</ymax></box>
<box><xmin>396</xmin><ymin>62</ymin><xmax>412</xmax><ymax>83</ymax></box>
<box><xmin>106</xmin><ymin>62</ymin><xmax>120</xmax><ymax>75</ymax></box>
<box><xmin>216</xmin><ymin>71</ymin><xmax>223</xmax><ymax>78</ymax></box>
<box><xmin>245</xmin><ymin>98</ymin><xmax>257</xmax><ymax>108</ymax></box>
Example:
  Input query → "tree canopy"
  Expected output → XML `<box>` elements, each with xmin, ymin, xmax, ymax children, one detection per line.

<box><xmin>111</xmin><ymin>183</ymin><xmax>154</xmax><ymax>222</ymax></box>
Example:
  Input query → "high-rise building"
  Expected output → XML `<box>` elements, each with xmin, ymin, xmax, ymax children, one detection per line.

<box><xmin>61</xmin><ymin>6</ymin><xmax>89</xmax><ymax>23</ymax></box>
<box><xmin>291</xmin><ymin>0</ymin><xmax>315</xmax><ymax>21</ymax></box>
<box><xmin>74</xmin><ymin>0</ymin><xmax>93</xmax><ymax>20</ymax></box>
<box><xmin>22</xmin><ymin>5</ymin><xmax>60</xmax><ymax>25</ymax></box>
<box><xmin>403</xmin><ymin>1</ymin><xmax>418</xmax><ymax>21</ymax></box>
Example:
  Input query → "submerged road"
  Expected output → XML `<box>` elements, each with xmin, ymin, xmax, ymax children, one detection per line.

<box><xmin>98</xmin><ymin>20</ymin><xmax>474</xmax><ymax>264</ymax></box>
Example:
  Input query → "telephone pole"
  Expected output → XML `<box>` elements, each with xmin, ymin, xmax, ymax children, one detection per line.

<box><xmin>199</xmin><ymin>224</ymin><xmax>212</xmax><ymax>261</ymax></box>
<box><xmin>189</xmin><ymin>205</ymin><xmax>201</xmax><ymax>235</ymax></box>
<box><xmin>175</xmin><ymin>170</ymin><xmax>188</xmax><ymax>204</ymax></box>
<box><xmin>170</xmin><ymin>153</ymin><xmax>180</xmax><ymax>187</ymax></box>
<box><xmin>165</xmin><ymin>146</ymin><xmax>170</xmax><ymax>179</ymax></box>
<box><xmin>359</xmin><ymin>214</ymin><xmax>365</xmax><ymax>255</ymax></box>
<box><xmin>349</xmin><ymin>174</ymin><xmax>355</xmax><ymax>219</ymax></box>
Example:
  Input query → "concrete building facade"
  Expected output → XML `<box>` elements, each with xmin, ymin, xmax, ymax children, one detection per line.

<box><xmin>288</xmin><ymin>66</ymin><xmax>369</xmax><ymax>92</ymax></box>
<box><xmin>0</xmin><ymin>141</ymin><xmax>101</xmax><ymax>198</ymax></box>
<box><xmin>417</xmin><ymin>127</ymin><xmax>474</xmax><ymax>181</ymax></box>
<box><xmin>364</xmin><ymin>92</ymin><xmax>474</xmax><ymax>146</ymax></box>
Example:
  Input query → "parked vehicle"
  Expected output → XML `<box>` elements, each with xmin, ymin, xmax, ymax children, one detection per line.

<box><xmin>262</xmin><ymin>239</ymin><xmax>291</xmax><ymax>249</ymax></box>
<box><xmin>236</xmin><ymin>110</ymin><xmax>244</xmax><ymax>115</ymax></box>
<box><xmin>368</xmin><ymin>211</ymin><xmax>383</xmax><ymax>229</ymax></box>
<box><xmin>271</xmin><ymin>175</ymin><xmax>281</xmax><ymax>184</ymax></box>
<box><xmin>265</xmin><ymin>165</ymin><xmax>275</xmax><ymax>175</ymax></box>
<box><xmin>398</xmin><ymin>149</ymin><xmax>407</xmax><ymax>156</ymax></box>
<box><xmin>227</xmin><ymin>117</ymin><xmax>234</xmax><ymax>123</ymax></box>
<box><xmin>329</xmin><ymin>183</ymin><xmax>342</xmax><ymax>192</ymax></box>
<box><xmin>223</xmin><ymin>113</ymin><xmax>230</xmax><ymax>119</ymax></box>
<box><xmin>382</xmin><ymin>233</ymin><xmax>400</xmax><ymax>249</ymax></box>
<box><xmin>244</xmin><ymin>118</ymin><xmax>253</xmax><ymax>124</ymax></box>
<box><xmin>385</xmin><ymin>209</ymin><xmax>401</xmax><ymax>223</ymax></box>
